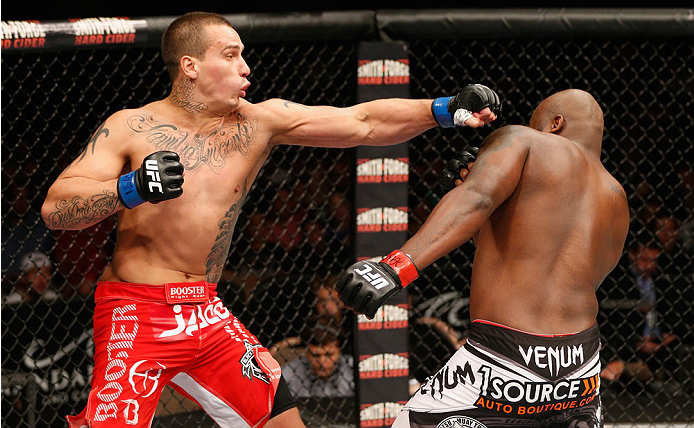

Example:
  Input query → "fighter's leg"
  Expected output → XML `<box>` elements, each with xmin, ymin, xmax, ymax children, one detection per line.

<box><xmin>265</xmin><ymin>407</ymin><xmax>305</xmax><ymax>428</ymax></box>
<box><xmin>176</xmin><ymin>309</ymin><xmax>287</xmax><ymax>427</ymax></box>
<box><xmin>265</xmin><ymin>375</ymin><xmax>304</xmax><ymax>428</ymax></box>
<box><xmin>67</xmin><ymin>299</ymin><xmax>190</xmax><ymax>427</ymax></box>
<box><xmin>391</xmin><ymin>409</ymin><xmax>411</xmax><ymax>428</ymax></box>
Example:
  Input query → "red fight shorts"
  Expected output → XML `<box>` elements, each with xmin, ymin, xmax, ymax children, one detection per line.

<box><xmin>67</xmin><ymin>281</ymin><xmax>281</xmax><ymax>428</ymax></box>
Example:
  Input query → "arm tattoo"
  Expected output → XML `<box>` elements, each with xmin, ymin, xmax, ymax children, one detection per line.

<box><xmin>469</xmin><ymin>134</ymin><xmax>512</xmax><ymax>179</ymax></box>
<box><xmin>169</xmin><ymin>77</ymin><xmax>208</xmax><ymax>113</ymax></box>
<box><xmin>610</xmin><ymin>183</ymin><xmax>628</xmax><ymax>202</ymax></box>
<box><xmin>205</xmin><ymin>181</ymin><xmax>249</xmax><ymax>283</ymax></box>
<box><xmin>127</xmin><ymin>114</ymin><xmax>256</xmax><ymax>171</ymax></box>
<box><xmin>75</xmin><ymin>121</ymin><xmax>109</xmax><ymax>164</ymax></box>
<box><xmin>45</xmin><ymin>190</ymin><xmax>122</xmax><ymax>229</ymax></box>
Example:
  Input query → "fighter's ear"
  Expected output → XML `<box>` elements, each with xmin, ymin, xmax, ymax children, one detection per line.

<box><xmin>180</xmin><ymin>55</ymin><xmax>198</xmax><ymax>79</ymax></box>
<box><xmin>549</xmin><ymin>115</ymin><xmax>565</xmax><ymax>134</ymax></box>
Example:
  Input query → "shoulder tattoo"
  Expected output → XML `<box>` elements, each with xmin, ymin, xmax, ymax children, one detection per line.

<box><xmin>74</xmin><ymin>121</ymin><xmax>109</xmax><ymax>164</ymax></box>
<box><xmin>469</xmin><ymin>132</ymin><xmax>514</xmax><ymax>179</ymax></box>
<box><xmin>610</xmin><ymin>183</ymin><xmax>628</xmax><ymax>202</ymax></box>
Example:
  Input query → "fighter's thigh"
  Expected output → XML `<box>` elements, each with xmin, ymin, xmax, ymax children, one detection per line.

<box><xmin>176</xmin><ymin>317</ymin><xmax>281</xmax><ymax>427</ymax></box>
<box><xmin>85</xmin><ymin>301</ymin><xmax>189</xmax><ymax>426</ymax></box>
<box><xmin>81</xmin><ymin>366</ymin><xmax>176</xmax><ymax>426</ymax></box>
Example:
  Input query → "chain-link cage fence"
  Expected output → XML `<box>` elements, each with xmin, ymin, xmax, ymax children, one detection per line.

<box><xmin>1</xmin><ymin>40</ymin><xmax>359</xmax><ymax>427</ymax></box>
<box><xmin>2</xmin><ymin>11</ymin><xmax>693</xmax><ymax>428</ymax></box>
<box><xmin>405</xmin><ymin>37</ymin><xmax>694</xmax><ymax>424</ymax></box>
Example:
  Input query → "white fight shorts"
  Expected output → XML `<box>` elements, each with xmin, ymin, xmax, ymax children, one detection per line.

<box><xmin>398</xmin><ymin>320</ymin><xmax>602</xmax><ymax>428</ymax></box>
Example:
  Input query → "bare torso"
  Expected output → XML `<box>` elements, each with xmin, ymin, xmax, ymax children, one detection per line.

<box><xmin>469</xmin><ymin>128</ymin><xmax>629</xmax><ymax>334</ymax></box>
<box><xmin>101</xmin><ymin>99</ymin><xmax>273</xmax><ymax>284</ymax></box>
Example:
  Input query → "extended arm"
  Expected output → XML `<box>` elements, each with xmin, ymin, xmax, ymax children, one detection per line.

<box><xmin>402</xmin><ymin>127</ymin><xmax>528</xmax><ymax>269</ymax></box>
<box><xmin>266</xmin><ymin>84</ymin><xmax>501</xmax><ymax>148</ymax></box>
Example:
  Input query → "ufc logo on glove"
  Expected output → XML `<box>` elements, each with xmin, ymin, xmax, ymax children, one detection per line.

<box><xmin>337</xmin><ymin>250</ymin><xmax>420</xmax><ymax>319</ymax></box>
<box><xmin>145</xmin><ymin>160</ymin><xmax>163</xmax><ymax>193</ymax></box>
<box><xmin>354</xmin><ymin>264</ymin><xmax>389</xmax><ymax>290</ymax></box>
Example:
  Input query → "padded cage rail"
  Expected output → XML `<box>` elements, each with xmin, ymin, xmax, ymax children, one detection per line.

<box><xmin>2</xmin><ymin>8</ymin><xmax>693</xmax><ymax>428</ymax></box>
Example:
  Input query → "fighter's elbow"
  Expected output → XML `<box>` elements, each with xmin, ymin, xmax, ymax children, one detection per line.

<box><xmin>40</xmin><ymin>200</ymin><xmax>59</xmax><ymax>230</ymax></box>
<box><xmin>455</xmin><ymin>187</ymin><xmax>494</xmax><ymax>217</ymax></box>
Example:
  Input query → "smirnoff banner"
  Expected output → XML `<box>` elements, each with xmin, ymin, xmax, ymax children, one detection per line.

<box><xmin>354</xmin><ymin>41</ymin><xmax>411</xmax><ymax>427</ymax></box>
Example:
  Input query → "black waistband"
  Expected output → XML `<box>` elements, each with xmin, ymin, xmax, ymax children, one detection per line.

<box><xmin>467</xmin><ymin>320</ymin><xmax>601</xmax><ymax>380</ymax></box>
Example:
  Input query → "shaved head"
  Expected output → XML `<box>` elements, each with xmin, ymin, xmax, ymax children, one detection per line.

<box><xmin>530</xmin><ymin>89</ymin><xmax>604</xmax><ymax>129</ymax></box>
<box><xmin>161</xmin><ymin>12</ymin><xmax>235</xmax><ymax>80</ymax></box>
<box><xmin>529</xmin><ymin>89</ymin><xmax>604</xmax><ymax>150</ymax></box>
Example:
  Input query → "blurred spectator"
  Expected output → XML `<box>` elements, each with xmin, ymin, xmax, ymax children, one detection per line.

<box><xmin>653</xmin><ymin>215</ymin><xmax>680</xmax><ymax>255</ymax></box>
<box><xmin>647</xmin><ymin>212</ymin><xmax>693</xmax><ymax>343</ymax></box>
<box><xmin>269</xmin><ymin>183</ymin><xmax>307</xmax><ymax>253</ymax></box>
<box><xmin>280</xmin><ymin>320</ymin><xmax>354</xmax><ymax>398</ymax></box>
<box><xmin>3</xmin><ymin>252</ymin><xmax>57</xmax><ymax>304</ymax></box>
<box><xmin>51</xmin><ymin>217</ymin><xmax>115</xmax><ymax>299</ymax></box>
<box><xmin>600</xmin><ymin>238</ymin><xmax>682</xmax><ymax>394</ymax></box>
<box><xmin>2</xmin><ymin>255</ymin><xmax>94</xmax><ymax>426</ymax></box>
<box><xmin>650</xmin><ymin>213</ymin><xmax>687</xmax><ymax>279</ymax></box>
<box><xmin>2</xmin><ymin>185</ymin><xmax>55</xmax><ymax>290</ymax></box>
<box><xmin>269</xmin><ymin>275</ymin><xmax>351</xmax><ymax>365</ymax></box>
<box><xmin>312</xmin><ymin>275</ymin><xmax>345</xmax><ymax>323</ymax></box>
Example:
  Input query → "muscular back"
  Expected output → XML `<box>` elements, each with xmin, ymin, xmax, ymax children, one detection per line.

<box><xmin>469</xmin><ymin>126</ymin><xmax>629</xmax><ymax>333</ymax></box>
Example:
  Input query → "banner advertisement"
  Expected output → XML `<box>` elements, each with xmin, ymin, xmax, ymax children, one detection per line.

<box><xmin>354</xmin><ymin>41</ymin><xmax>411</xmax><ymax>427</ymax></box>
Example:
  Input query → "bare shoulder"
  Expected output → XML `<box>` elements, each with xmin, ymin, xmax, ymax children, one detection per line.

<box><xmin>247</xmin><ymin>98</ymin><xmax>316</xmax><ymax>146</ymax></box>
<box><xmin>253</xmin><ymin>98</ymin><xmax>310</xmax><ymax>112</ymax></box>
<box><xmin>102</xmin><ymin>103</ymin><xmax>166</xmax><ymax>133</ymax></box>
<box><xmin>479</xmin><ymin>125</ymin><xmax>533</xmax><ymax>153</ymax></box>
<box><xmin>248</xmin><ymin>98</ymin><xmax>312</xmax><ymax>123</ymax></box>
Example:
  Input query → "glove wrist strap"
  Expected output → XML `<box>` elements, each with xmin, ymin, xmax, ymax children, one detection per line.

<box><xmin>117</xmin><ymin>170</ymin><xmax>145</xmax><ymax>209</ymax></box>
<box><xmin>431</xmin><ymin>97</ymin><xmax>455</xmax><ymax>128</ymax></box>
<box><xmin>381</xmin><ymin>250</ymin><xmax>419</xmax><ymax>287</ymax></box>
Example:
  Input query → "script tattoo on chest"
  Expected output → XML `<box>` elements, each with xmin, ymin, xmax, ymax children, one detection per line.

<box><xmin>127</xmin><ymin>113</ymin><xmax>257</xmax><ymax>170</ymax></box>
<box><xmin>205</xmin><ymin>181</ymin><xmax>249</xmax><ymax>283</ymax></box>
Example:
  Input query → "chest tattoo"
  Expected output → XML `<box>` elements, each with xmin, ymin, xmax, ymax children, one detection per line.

<box><xmin>127</xmin><ymin>113</ymin><xmax>257</xmax><ymax>171</ymax></box>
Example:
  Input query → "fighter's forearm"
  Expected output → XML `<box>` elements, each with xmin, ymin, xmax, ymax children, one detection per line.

<box><xmin>350</xmin><ymin>99</ymin><xmax>437</xmax><ymax>146</ymax></box>
<box><xmin>41</xmin><ymin>177</ymin><xmax>124</xmax><ymax>230</ymax></box>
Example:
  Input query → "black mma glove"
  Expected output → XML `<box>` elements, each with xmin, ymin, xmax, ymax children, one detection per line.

<box><xmin>117</xmin><ymin>151</ymin><xmax>184</xmax><ymax>209</ymax></box>
<box><xmin>432</xmin><ymin>84</ymin><xmax>502</xmax><ymax>128</ymax></box>
<box><xmin>439</xmin><ymin>147</ymin><xmax>479</xmax><ymax>194</ymax></box>
<box><xmin>337</xmin><ymin>250</ymin><xmax>419</xmax><ymax>319</ymax></box>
